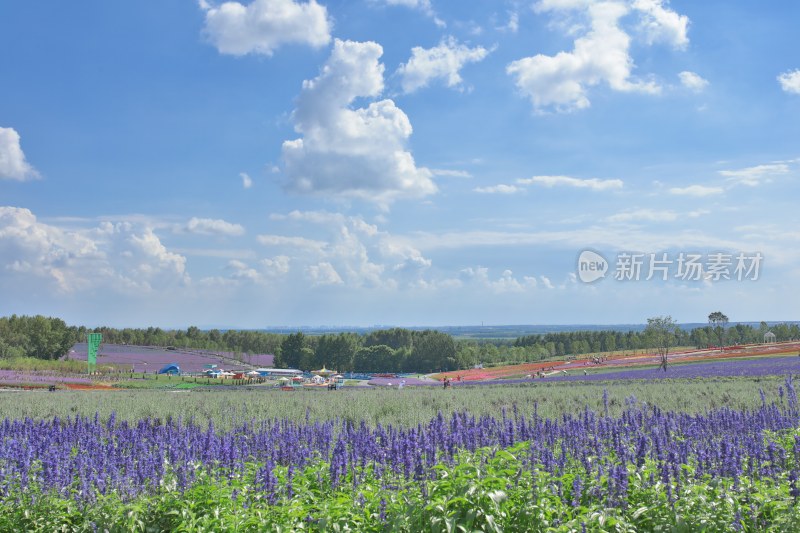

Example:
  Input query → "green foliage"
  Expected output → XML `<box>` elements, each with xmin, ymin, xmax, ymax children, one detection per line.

<box><xmin>408</xmin><ymin>330</ymin><xmax>457</xmax><ymax>373</ymax></box>
<box><xmin>364</xmin><ymin>328</ymin><xmax>413</xmax><ymax>350</ymax></box>
<box><xmin>0</xmin><ymin>356</ymin><xmax>89</xmax><ymax>373</ymax></box>
<box><xmin>709</xmin><ymin>311</ymin><xmax>730</xmax><ymax>346</ymax></box>
<box><xmin>644</xmin><ymin>315</ymin><xmax>679</xmax><ymax>371</ymax></box>
<box><xmin>279</xmin><ymin>332</ymin><xmax>306</xmax><ymax>369</ymax></box>
<box><xmin>0</xmin><ymin>315</ymin><xmax>76</xmax><ymax>360</ymax></box>
<box><xmin>3</xmin><ymin>428</ymin><xmax>800</xmax><ymax>531</ymax></box>
<box><xmin>315</xmin><ymin>333</ymin><xmax>360</xmax><ymax>372</ymax></box>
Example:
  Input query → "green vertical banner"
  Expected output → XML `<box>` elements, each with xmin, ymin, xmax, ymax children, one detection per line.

<box><xmin>87</xmin><ymin>333</ymin><xmax>102</xmax><ymax>374</ymax></box>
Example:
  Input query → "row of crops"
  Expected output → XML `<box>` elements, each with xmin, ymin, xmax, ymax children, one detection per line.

<box><xmin>1</xmin><ymin>377</ymin><xmax>800</xmax><ymax>530</ymax></box>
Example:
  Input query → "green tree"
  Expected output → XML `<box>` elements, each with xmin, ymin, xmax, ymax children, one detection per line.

<box><xmin>0</xmin><ymin>315</ymin><xmax>75</xmax><ymax>360</ymax></box>
<box><xmin>645</xmin><ymin>315</ymin><xmax>679</xmax><ymax>372</ymax></box>
<box><xmin>408</xmin><ymin>330</ymin><xmax>456</xmax><ymax>373</ymax></box>
<box><xmin>354</xmin><ymin>344</ymin><xmax>397</xmax><ymax>373</ymax></box>
<box><xmin>315</xmin><ymin>333</ymin><xmax>359</xmax><ymax>373</ymax></box>
<box><xmin>708</xmin><ymin>311</ymin><xmax>729</xmax><ymax>347</ymax></box>
<box><xmin>364</xmin><ymin>328</ymin><xmax>413</xmax><ymax>350</ymax></box>
<box><xmin>278</xmin><ymin>332</ymin><xmax>305</xmax><ymax>369</ymax></box>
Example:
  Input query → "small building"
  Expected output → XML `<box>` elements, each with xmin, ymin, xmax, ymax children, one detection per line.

<box><xmin>255</xmin><ymin>368</ymin><xmax>303</xmax><ymax>377</ymax></box>
<box><xmin>764</xmin><ymin>331</ymin><xmax>777</xmax><ymax>344</ymax></box>
<box><xmin>158</xmin><ymin>363</ymin><xmax>181</xmax><ymax>375</ymax></box>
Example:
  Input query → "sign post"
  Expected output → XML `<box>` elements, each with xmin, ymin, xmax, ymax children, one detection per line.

<box><xmin>87</xmin><ymin>333</ymin><xmax>102</xmax><ymax>374</ymax></box>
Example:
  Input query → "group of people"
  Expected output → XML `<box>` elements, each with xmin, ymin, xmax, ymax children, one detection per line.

<box><xmin>442</xmin><ymin>375</ymin><xmax>464</xmax><ymax>388</ymax></box>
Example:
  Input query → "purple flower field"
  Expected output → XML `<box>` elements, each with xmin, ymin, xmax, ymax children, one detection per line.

<box><xmin>66</xmin><ymin>343</ymin><xmax>259</xmax><ymax>373</ymax></box>
<box><xmin>0</xmin><ymin>384</ymin><xmax>798</xmax><ymax>505</ymax></box>
<box><xmin>543</xmin><ymin>356</ymin><xmax>800</xmax><ymax>382</ymax></box>
<box><xmin>367</xmin><ymin>377</ymin><xmax>438</xmax><ymax>387</ymax></box>
<box><xmin>450</xmin><ymin>356</ymin><xmax>800</xmax><ymax>387</ymax></box>
<box><xmin>0</xmin><ymin>370</ymin><xmax>94</xmax><ymax>386</ymax></box>
<box><xmin>363</xmin><ymin>356</ymin><xmax>800</xmax><ymax>388</ymax></box>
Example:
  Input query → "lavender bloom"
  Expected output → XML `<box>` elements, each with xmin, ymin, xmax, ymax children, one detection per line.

<box><xmin>571</xmin><ymin>474</ymin><xmax>583</xmax><ymax>507</ymax></box>
<box><xmin>0</xmin><ymin>386</ymin><xmax>798</xmax><ymax>514</ymax></box>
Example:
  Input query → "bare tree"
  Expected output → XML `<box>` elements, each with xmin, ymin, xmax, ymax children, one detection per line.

<box><xmin>645</xmin><ymin>316</ymin><xmax>679</xmax><ymax>372</ymax></box>
<box><xmin>708</xmin><ymin>311</ymin><xmax>729</xmax><ymax>347</ymax></box>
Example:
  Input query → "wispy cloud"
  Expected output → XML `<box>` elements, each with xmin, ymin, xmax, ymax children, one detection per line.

<box><xmin>719</xmin><ymin>163</ymin><xmax>790</xmax><ymax>186</ymax></box>
<box><xmin>256</xmin><ymin>234</ymin><xmax>328</xmax><ymax>253</ymax></box>
<box><xmin>474</xmin><ymin>184</ymin><xmax>520</xmax><ymax>194</ymax></box>
<box><xmin>185</xmin><ymin>217</ymin><xmax>245</xmax><ymax>237</ymax></box>
<box><xmin>431</xmin><ymin>168</ymin><xmax>473</xmax><ymax>178</ymax></box>
<box><xmin>668</xmin><ymin>184</ymin><xmax>724</xmax><ymax>197</ymax></box>
<box><xmin>518</xmin><ymin>175</ymin><xmax>623</xmax><ymax>191</ymax></box>
<box><xmin>240</xmin><ymin>172</ymin><xmax>253</xmax><ymax>189</ymax></box>
<box><xmin>607</xmin><ymin>208</ymin><xmax>708</xmax><ymax>223</ymax></box>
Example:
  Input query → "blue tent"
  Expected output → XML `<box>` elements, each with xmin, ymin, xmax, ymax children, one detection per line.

<box><xmin>158</xmin><ymin>363</ymin><xmax>181</xmax><ymax>375</ymax></box>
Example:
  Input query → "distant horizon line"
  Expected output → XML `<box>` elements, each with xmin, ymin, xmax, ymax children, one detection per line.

<box><xmin>77</xmin><ymin>320</ymin><xmax>800</xmax><ymax>332</ymax></box>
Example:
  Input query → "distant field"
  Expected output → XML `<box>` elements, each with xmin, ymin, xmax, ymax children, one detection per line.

<box><xmin>66</xmin><ymin>342</ymin><xmax>273</xmax><ymax>373</ymax></box>
<box><xmin>0</xmin><ymin>374</ymin><xmax>793</xmax><ymax>430</ymax></box>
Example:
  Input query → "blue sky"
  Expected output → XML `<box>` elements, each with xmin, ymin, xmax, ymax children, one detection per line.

<box><xmin>1</xmin><ymin>0</ymin><xmax>799</xmax><ymax>328</ymax></box>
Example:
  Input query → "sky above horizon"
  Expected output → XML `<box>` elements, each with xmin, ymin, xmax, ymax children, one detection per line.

<box><xmin>1</xmin><ymin>0</ymin><xmax>799</xmax><ymax>329</ymax></box>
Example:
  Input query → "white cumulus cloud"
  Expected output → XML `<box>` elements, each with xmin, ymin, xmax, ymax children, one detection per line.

<box><xmin>306</xmin><ymin>261</ymin><xmax>343</xmax><ymax>286</ymax></box>
<box><xmin>518</xmin><ymin>175</ymin><xmax>623</xmax><ymax>190</ymax></box>
<box><xmin>0</xmin><ymin>207</ymin><xmax>189</xmax><ymax>294</ymax></box>
<box><xmin>460</xmin><ymin>266</ymin><xmax>541</xmax><ymax>293</ymax></box>
<box><xmin>632</xmin><ymin>0</ymin><xmax>689</xmax><ymax>49</ymax></box>
<box><xmin>259</xmin><ymin>210</ymin><xmax>432</xmax><ymax>288</ymax></box>
<box><xmin>679</xmin><ymin>71</ymin><xmax>708</xmax><ymax>92</ymax></box>
<box><xmin>778</xmin><ymin>69</ymin><xmax>800</xmax><ymax>94</ymax></box>
<box><xmin>397</xmin><ymin>37</ymin><xmax>490</xmax><ymax>93</ymax></box>
<box><xmin>202</xmin><ymin>0</ymin><xmax>331</xmax><ymax>56</ymax></box>
<box><xmin>227</xmin><ymin>255</ymin><xmax>290</xmax><ymax>283</ymax></box>
<box><xmin>507</xmin><ymin>0</ymin><xmax>689</xmax><ymax>113</ymax></box>
<box><xmin>0</xmin><ymin>127</ymin><xmax>39</xmax><ymax>181</ymax></box>
<box><xmin>281</xmin><ymin>39</ymin><xmax>436</xmax><ymax>206</ymax></box>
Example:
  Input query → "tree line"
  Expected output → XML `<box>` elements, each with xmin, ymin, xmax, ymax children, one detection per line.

<box><xmin>2</xmin><ymin>315</ymin><xmax>799</xmax><ymax>373</ymax></box>
<box><xmin>513</xmin><ymin>321</ymin><xmax>800</xmax><ymax>358</ymax></box>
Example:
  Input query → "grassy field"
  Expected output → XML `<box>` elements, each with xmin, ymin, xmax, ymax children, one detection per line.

<box><xmin>0</xmin><ymin>374</ymin><xmax>787</xmax><ymax>430</ymax></box>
